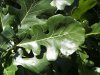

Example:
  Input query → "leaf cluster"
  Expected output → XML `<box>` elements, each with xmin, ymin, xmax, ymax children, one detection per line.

<box><xmin>0</xmin><ymin>0</ymin><xmax>100</xmax><ymax>75</ymax></box>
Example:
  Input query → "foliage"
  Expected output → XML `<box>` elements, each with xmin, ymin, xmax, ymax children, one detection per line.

<box><xmin>0</xmin><ymin>0</ymin><xmax>100</xmax><ymax>75</ymax></box>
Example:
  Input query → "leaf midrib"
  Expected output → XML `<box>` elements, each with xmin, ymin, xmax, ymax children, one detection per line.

<box><xmin>21</xmin><ymin>0</ymin><xmax>49</xmax><ymax>24</ymax></box>
<box><xmin>18</xmin><ymin>32</ymin><xmax>70</xmax><ymax>45</ymax></box>
<box><xmin>21</xmin><ymin>1</ymin><xmax>34</xmax><ymax>24</ymax></box>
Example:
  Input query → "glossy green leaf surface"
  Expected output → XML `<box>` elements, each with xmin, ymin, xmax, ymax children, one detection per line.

<box><xmin>18</xmin><ymin>14</ymin><xmax>85</xmax><ymax>59</ymax></box>
<box><xmin>13</xmin><ymin>14</ymin><xmax>85</xmax><ymax>73</ymax></box>
<box><xmin>1</xmin><ymin>0</ymin><xmax>100</xmax><ymax>75</ymax></box>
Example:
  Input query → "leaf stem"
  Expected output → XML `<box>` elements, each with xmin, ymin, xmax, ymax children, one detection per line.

<box><xmin>86</xmin><ymin>33</ymin><xmax>100</xmax><ymax>37</ymax></box>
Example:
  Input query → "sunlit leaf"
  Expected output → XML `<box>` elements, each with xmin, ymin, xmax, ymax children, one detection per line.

<box><xmin>18</xmin><ymin>14</ymin><xmax>85</xmax><ymax>60</ymax></box>
<box><xmin>13</xmin><ymin>54</ymin><xmax>49</xmax><ymax>73</ymax></box>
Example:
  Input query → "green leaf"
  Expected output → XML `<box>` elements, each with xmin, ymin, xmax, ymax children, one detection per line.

<box><xmin>18</xmin><ymin>14</ymin><xmax>85</xmax><ymax>61</ymax></box>
<box><xmin>79</xmin><ymin>51</ymin><xmax>89</xmax><ymax>63</ymax></box>
<box><xmin>72</xmin><ymin>0</ymin><xmax>97</xmax><ymax>19</ymax></box>
<box><xmin>13</xmin><ymin>55</ymin><xmax>49</xmax><ymax>74</ymax></box>
<box><xmin>86</xmin><ymin>22</ymin><xmax>100</xmax><ymax>36</ymax></box>
<box><xmin>0</xmin><ymin>12</ymin><xmax>15</xmax><ymax>49</ymax></box>
<box><xmin>0</xmin><ymin>12</ymin><xmax>15</xmax><ymax>40</ymax></box>
<box><xmin>4</xmin><ymin>64</ymin><xmax>17</xmax><ymax>75</ymax></box>
<box><xmin>91</xmin><ymin>22</ymin><xmax>100</xmax><ymax>34</ymax></box>
<box><xmin>1</xmin><ymin>13</ymin><xmax>14</xmax><ymax>29</ymax></box>
<box><xmin>15</xmin><ymin>0</ymin><xmax>55</xmax><ymax>37</ymax></box>
<box><xmin>13</xmin><ymin>14</ymin><xmax>85</xmax><ymax>73</ymax></box>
